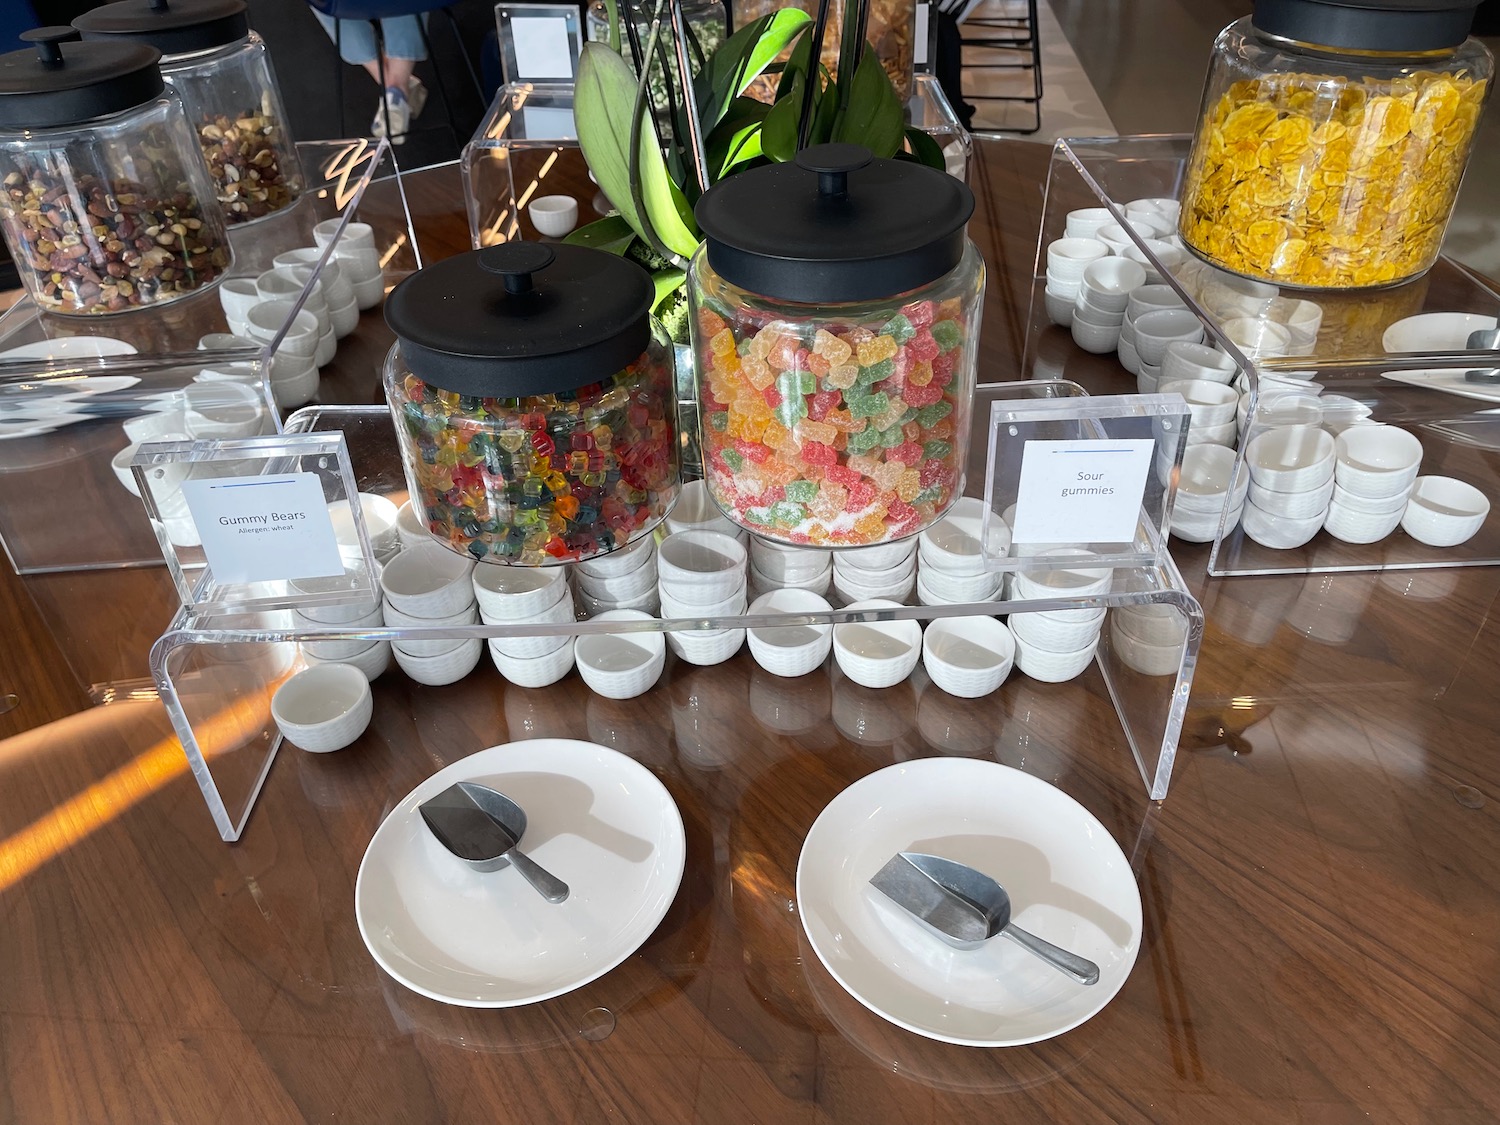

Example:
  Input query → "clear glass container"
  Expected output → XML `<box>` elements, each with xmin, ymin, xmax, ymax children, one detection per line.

<box><xmin>1181</xmin><ymin>14</ymin><xmax>1492</xmax><ymax>291</ymax></box>
<box><xmin>586</xmin><ymin>0</ymin><xmax>727</xmax><ymax>121</ymax></box>
<box><xmin>158</xmin><ymin>33</ymin><xmax>302</xmax><ymax>224</ymax></box>
<box><xmin>382</xmin><ymin>242</ymin><xmax>680</xmax><ymax>566</ymax></box>
<box><xmin>689</xmin><ymin>242</ymin><xmax>983</xmax><ymax>546</ymax></box>
<box><xmin>0</xmin><ymin>91</ymin><xmax>232</xmax><ymax>315</ymax></box>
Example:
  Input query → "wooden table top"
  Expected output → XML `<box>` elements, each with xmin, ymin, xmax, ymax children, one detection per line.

<box><xmin>1</xmin><ymin>139</ymin><xmax>1498</xmax><ymax>1125</ymax></box>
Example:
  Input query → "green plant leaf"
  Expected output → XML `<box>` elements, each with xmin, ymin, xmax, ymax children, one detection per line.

<box><xmin>695</xmin><ymin>9</ymin><xmax>811</xmax><ymax>132</ymax></box>
<box><xmin>706</xmin><ymin>96</ymin><xmax>770</xmax><ymax>177</ymax></box>
<box><xmin>563</xmin><ymin>214</ymin><xmax>638</xmax><ymax>255</ymax></box>
<box><xmin>902</xmin><ymin>125</ymin><xmax>947</xmax><ymax>170</ymax></box>
<box><xmin>601</xmin><ymin>0</ymin><xmax>621</xmax><ymax>53</ymax></box>
<box><xmin>761</xmin><ymin>72</ymin><xmax>804</xmax><ymax>162</ymax></box>
<box><xmin>639</xmin><ymin>126</ymin><xmax>700</xmax><ymax>259</ymax></box>
<box><xmin>775</xmin><ymin>27</ymin><xmax>814</xmax><ymax>102</ymax></box>
<box><xmin>831</xmin><ymin>49</ymin><xmax>904</xmax><ymax>157</ymax></box>
<box><xmin>651</xmin><ymin>267</ymin><xmax>687</xmax><ymax>312</ymax></box>
<box><xmin>576</xmin><ymin>43</ymin><xmax>645</xmax><ymax>240</ymax></box>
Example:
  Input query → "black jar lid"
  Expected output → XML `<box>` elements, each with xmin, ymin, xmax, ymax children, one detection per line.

<box><xmin>0</xmin><ymin>28</ymin><xmax>163</xmax><ymax>129</ymax></box>
<box><xmin>74</xmin><ymin>0</ymin><xmax>251</xmax><ymax>57</ymax></box>
<box><xmin>384</xmin><ymin>241</ymin><xmax>656</xmax><ymax>399</ymax></box>
<box><xmin>694</xmin><ymin>143</ymin><xmax>974</xmax><ymax>305</ymax></box>
<box><xmin>1253</xmin><ymin>0</ymin><xmax>1482</xmax><ymax>52</ymax></box>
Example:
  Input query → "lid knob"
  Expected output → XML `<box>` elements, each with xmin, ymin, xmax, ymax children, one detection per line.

<box><xmin>22</xmin><ymin>26</ymin><xmax>82</xmax><ymax>67</ymax></box>
<box><xmin>149</xmin><ymin>0</ymin><xmax>172</xmax><ymax>10</ymax></box>
<box><xmin>479</xmin><ymin>241</ymin><xmax>557</xmax><ymax>296</ymax></box>
<box><xmin>796</xmin><ymin>143</ymin><xmax>874</xmax><ymax>201</ymax></box>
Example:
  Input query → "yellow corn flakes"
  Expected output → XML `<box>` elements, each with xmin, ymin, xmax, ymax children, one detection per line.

<box><xmin>1182</xmin><ymin>68</ymin><xmax>1489</xmax><ymax>288</ymax></box>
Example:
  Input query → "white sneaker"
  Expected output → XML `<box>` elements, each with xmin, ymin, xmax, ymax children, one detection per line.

<box><xmin>407</xmin><ymin>77</ymin><xmax>428</xmax><ymax>122</ymax></box>
<box><xmin>371</xmin><ymin>87</ymin><xmax>411</xmax><ymax>144</ymax></box>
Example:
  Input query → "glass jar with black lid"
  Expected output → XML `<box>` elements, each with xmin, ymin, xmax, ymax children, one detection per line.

<box><xmin>1181</xmin><ymin>0</ymin><xmax>1493</xmax><ymax>290</ymax></box>
<box><xmin>0</xmin><ymin>27</ymin><xmax>232</xmax><ymax>315</ymax></box>
<box><xmin>688</xmin><ymin>143</ymin><xmax>985</xmax><ymax>547</ymax></box>
<box><xmin>384</xmin><ymin>241</ymin><xmax>680</xmax><ymax>566</ymax></box>
<box><xmin>74</xmin><ymin>0</ymin><xmax>303</xmax><ymax>225</ymax></box>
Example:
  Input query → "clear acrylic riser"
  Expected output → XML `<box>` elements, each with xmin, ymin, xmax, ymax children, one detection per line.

<box><xmin>1025</xmin><ymin>134</ymin><xmax>1500</xmax><ymax>578</ymax></box>
<box><xmin>460</xmin><ymin>75</ymin><xmax>974</xmax><ymax>249</ymax></box>
<box><xmin>152</xmin><ymin>383</ymin><xmax>1203</xmax><ymax>843</ymax></box>
<box><xmin>0</xmin><ymin>139</ymin><xmax>426</xmax><ymax>576</ymax></box>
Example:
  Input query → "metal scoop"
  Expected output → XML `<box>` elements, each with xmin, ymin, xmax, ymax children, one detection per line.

<box><xmin>870</xmin><ymin>851</ymin><xmax>1099</xmax><ymax>986</ymax></box>
<box><xmin>1464</xmin><ymin>328</ymin><xmax>1500</xmax><ymax>384</ymax></box>
<box><xmin>419</xmin><ymin>781</ymin><xmax>569</xmax><ymax>903</ymax></box>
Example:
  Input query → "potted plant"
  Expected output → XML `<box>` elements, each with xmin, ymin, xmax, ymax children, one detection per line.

<box><xmin>570</xmin><ymin>0</ymin><xmax>946</xmax><ymax>344</ymax></box>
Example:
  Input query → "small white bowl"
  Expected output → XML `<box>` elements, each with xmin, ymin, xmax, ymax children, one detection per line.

<box><xmin>293</xmin><ymin>595</ymin><xmax>381</xmax><ymax>625</ymax></box>
<box><xmin>1381</xmin><ymin>311</ymin><xmax>1498</xmax><ymax>353</ymax></box>
<box><xmin>1008</xmin><ymin>607</ymin><xmax>1106</xmax><ymax>652</ymax></box>
<box><xmin>1331</xmin><ymin>481</ymin><xmax>1410</xmax><ymax>515</ymax></box>
<box><xmin>1113</xmin><ymin>603</ymin><xmax>1188</xmax><ymax>648</ymax></box>
<box><xmin>576</xmin><ymin>585</ymin><xmax>660</xmax><ymax>618</ymax></box>
<box><xmin>665</xmin><ymin>479</ymin><xmax>743</xmax><ymax>539</ymax></box>
<box><xmin>1047</xmin><ymin>237</ymin><xmax>1109</xmax><ymax>283</ymax></box>
<box><xmin>1045</xmin><ymin>288</ymin><xmax>1076</xmax><ymax>327</ymax></box>
<box><xmin>380</xmin><ymin>542</ymin><xmax>477</xmax><ymax>618</ymax></box>
<box><xmin>1163</xmin><ymin>340</ymin><xmax>1236</xmax><ymax>384</ymax></box>
<box><xmin>748</xmin><ymin>561</ymin><xmax>832</xmax><ymax>597</ymax></box>
<box><xmin>1160</xmin><ymin>378</ymin><xmax>1238</xmax><ymax>427</ymax></box>
<box><xmin>918</xmin><ymin>496</ymin><xmax>1010</xmax><ymax>575</ymax></box>
<box><xmin>1245</xmin><ymin>425</ymin><xmax>1335</xmax><ymax>492</ymax></box>
<box><xmin>657</xmin><ymin>529</ymin><xmax>747</xmax><ymax>603</ymax></box>
<box><xmin>1401</xmin><ymin>476</ymin><xmax>1489</xmax><ymax>547</ymax></box>
<box><xmin>302</xmin><ymin>639</ymin><xmax>391</xmax><ymax>681</ymax></box>
<box><xmin>271</xmin><ymin>664</ymin><xmax>372</xmax><ymax>752</ymax></box>
<box><xmin>112</xmin><ymin>442</ymin><xmax>144</xmax><ymax>495</ymax></box>
<box><xmin>300</xmin><ymin>602</ymin><xmax>386</xmax><ymax>659</ymax></box>
<box><xmin>328</xmin><ymin>492</ymin><xmax>400</xmax><ymax>557</ymax></box>
<box><xmin>746</xmin><ymin>588</ymin><xmax>834</xmax><ymax>677</ymax></box>
<box><xmin>833</xmin><ymin>548</ymin><xmax>917</xmax><ymax>585</ymax></box>
<box><xmin>1323</xmin><ymin>500</ymin><xmax>1403</xmax><ymax>544</ymax></box>
<box><xmin>667</xmin><ymin>626</ymin><xmax>745</xmax><ymax>666</ymax></box>
<box><xmin>1248</xmin><ymin>475</ymin><xmax>1335</xmax><ymax>519</ymax></box>
<box><xmin>395</xmin><ymin>499</ymin><xmax>434</xmax><ymax>550</ymax></box>
<box><xmin>922</xmin><ymin>616</ymin><xmax>1016</xmax><ymax>698</ymax></box>
<box><xmin>393</xmin><ymin>636</ymin><xmax>484</xmax><ymax>685</ymax></box>
<box><xmin>1132</xmin><ymin>308</ymin><xmax>1204</xmax><ymax>365</ymax></box>
<box><xmin>1184</xmin><ymin>419</ymin><xmax>1237</xmax><ymax>447</ymax></box>
<box><xmin>1125</xmin><ymin>284</ymin><xmax>1187</xmax><ymax>322</ymax></box>
<box><xmin>350</xmin><ymin>272</ymin><xmax>386</xmax><ymax>310</ymax></box>
<box><xmin>575</xmin><ymin>610</ymin><xmax>666</xmax><ymax>699</ymax></box>
<box><xmin>575</xmin><ymin>555</ymin><xmax>658</xmax><ymax>602</ymax></box>
<box><xmin>244</xmin><ymin>298</ymin><xmax>319</xmax><ymax>360</ymax></box>
<box><xmin>832</xmin><ymin>566</ymin><xmax>915</xmax><ymax>605</ymax></box>
<box><xmin>575</xmin><ymin>531</ymin><xmax>656</xmax><ymax>579</ymax></box>
<box><xmin>1064</xmin><ymin>207</ymin><xmax>1113</xmax><ymax>239</ymax></box>
<box><xmin>658</xmin><ymin>583</ymin><xmax>746</xmax><ymax>622</ymax></box>
<box><xmin>833</xmin><ymin>538</ymin><xmax>917</xmax><ymax>572</ymax></box>
<box><xmin>1014</xmin><ymin>633</ymin><xmax>1098</xmax><ymax>683</ymax></box>
<box><xmin>383</xmin><ymin>600</ymin><xmax>478</xmax><ymax>656</ymax></box>
<box><xmin>915</xmin><ymin>564</ymin><xmax>1003</xmax><ymax>603</ymax></box>
<box><xmin>1170</xmin><ymin>501</ymin><xmax>1244</xmax><ymax>543</ymax></box>
<box><xmin>1317</xmin><ymin>394</ymin><xmax>1375</xmax><ymax>435</ymax></box>
<box><xmin>484</xmin><ymin>592</ymin><xmax>575</xmax><ymax>658</ymax></box>
<box><xmin>489</xmin><ymin>636</ymin><xmax>575</xmax><ymax>688</ymax></box>
<box><xmin>1072</xmin><ymin>317</ymin><xmax>1121</xmax><ymax>354</ymax></box>
<box><xmin>1334</xmin><ymin>425</ymin><xmax>1423</xmax><ymax>499</ymax></box>
<box><xmin>271</xmin><ymin>364</ymin><xmax>318</xmax><ymax>409</ymax></box>
<box><xmin>123</xmin><ymin>407</ymin><xmax>187</xmax><ymax>443</ymax></box>
<box><xmin>832</xmin><ymin>599</ymin><xmax>922</xmax><ymax>689</ymax></box>
<box><xmin>1012</xmin><ymin>548</ymin><xmax>1112</xmax><ymax>600</ymax></box>
<box><xmin>1242</xmin><ymin>500</ymin><xmax>1324</xmax><ymax>549</ymax></box>
<box><xmin>182</xmin><ymin>382</ymin><xmax>266</xmax><ymax>439</ymax></box>
<box><xmin>750</xmin><ymin>537</ymin><xmax>832</xmax><ymax>582</ymax></box>
<box><xmin>1109</xmin><ymin>617</ymin><xmax>1181</xmax><ymax>676</ymax></box>
<box><xmin>914</xmin><ymin>573</ymin><xmax>1004</xmax><ymax>605</ymax></box>
<box><xmin>1222</xmin><ymin>317</ymin><xmax>1291</xmax><ymax>359</ymax></box>
<box><xmin>1173</xmin><ymin>443</ymin><xmax>1247</xmax><ymax>505</ymax></box>
<box><xmin>529</xmin><ymin>194</ymin><xmax>579</xmax><ymax>238</ymax></box>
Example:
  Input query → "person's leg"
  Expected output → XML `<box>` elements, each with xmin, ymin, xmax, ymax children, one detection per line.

<box><xmin>313</xmin><ymin>12</ymin><xmax>379</xmax><ymax>69</ymax></box>
<box><xmin>371</xmin><ymin>16</ymin><xmax>430</xmax><ymax>137</ymax></box>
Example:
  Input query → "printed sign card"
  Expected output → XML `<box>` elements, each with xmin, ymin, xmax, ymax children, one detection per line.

<box><xmin>180</xmin><ymin>473</ymin><xmax>345</xmax><ymax>585</ymax></box>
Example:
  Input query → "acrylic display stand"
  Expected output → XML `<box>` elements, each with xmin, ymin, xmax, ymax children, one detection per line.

<box><xmin>152</xmin><ymin>381</ymin><xmax>1203</xmax><ymax>842</ymax></box>
<box><xmin>1026</xmin><ymin>134</ymin><xmax>1500</xmax><ymax>577</ymax></box>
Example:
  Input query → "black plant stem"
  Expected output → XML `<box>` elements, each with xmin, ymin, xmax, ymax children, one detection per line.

<box><xmin>621</xmin><ymin>0</ymin><xmax>670</xmax><ymax>156</ymax></box>
<box><xmin>796</xmin><ymin>0</ymin><xmax>835</xmax><ymax>152</ymax></box>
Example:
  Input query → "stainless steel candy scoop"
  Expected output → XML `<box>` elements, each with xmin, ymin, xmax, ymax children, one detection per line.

<box><xmin>419</xmin><ymin>781</ymin><xmax>569</xmax><ymax>903</ymax></box>
<box><xmin>870</xmin><ymin>851</ymin><xmax>1099</xmax><ymax>985</ymax></box>
<box><xmin>1465</xmin><ymin>328</ymin><xmax>1500</xmax><ymax>384</ymax></box>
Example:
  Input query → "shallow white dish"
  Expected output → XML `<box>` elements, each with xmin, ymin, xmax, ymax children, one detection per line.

<box><xmin>1381</xmin><ymin>311</ymin><xmax>1497</xmax><ymax>353</ymax></box>
<box><xmin>356</xmin><ymin>738</ymin><xmax>686</xmax><ymax>1007</ymax></box>
<box><xmin>0</xmin><ymin>337</ymin><xmax>137</xmax><ymax>362</ymax></box>
<box><xmin>797</xmin><ymin>758</ymin><xmax>1141</xmax><ymax>1047</ymax></box>
<box><xmin>1379</xmin><ymin>368</ymin><xmax>1500</xmax><ymax>405</ymax></box>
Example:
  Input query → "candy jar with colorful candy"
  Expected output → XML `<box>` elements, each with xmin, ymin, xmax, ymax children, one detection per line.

<box><xmin>1181</xmin><ymin>0</ymin><xmax>1491</xmax><ymax>290</ymax></box>
<box><xmin>383</xmin><ymin>241</ymin><xmax>679</xmax><ymax>566</ymax></box>
<box><xmin>688</xmin><ymin>143</ymin><xmax>984</xmax><ymax>547</ymax></box>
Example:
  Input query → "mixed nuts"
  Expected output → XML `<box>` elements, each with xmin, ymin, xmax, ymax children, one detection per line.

<box><xmin>196</xmin><ymin>93</ymin><xmax>298</xmax><ymax>222</ymax></box>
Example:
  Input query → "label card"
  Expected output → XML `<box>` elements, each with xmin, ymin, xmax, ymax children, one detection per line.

<box><xmin>1011</xmin><ymin>438</ymin><xmax>1155</xmax><ymax>545</ymax></box>
<box><xmin>180</xmin><ymin>472</ymin><xmax>346</xmax><ymax>585</ymax></box>
<box><xmin>510</xmin><ymin>16</ymin><xmax>575</xmax><ymax>79</ymax></box>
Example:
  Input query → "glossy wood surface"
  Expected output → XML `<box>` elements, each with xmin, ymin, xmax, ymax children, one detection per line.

<box><xmin>2</xmin><ymin>141</ymin><xmax>1500</xmax><ymax>1125</ymax></box>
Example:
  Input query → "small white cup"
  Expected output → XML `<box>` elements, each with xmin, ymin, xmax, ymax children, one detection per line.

<box><xmin>746</xmin><ymin>588</ymin><xmax>834</xmax><ymax>678</ymax></box>
<box><xmin>490</xmin><ymin>636</ymin><xmax>575</xmax><ymax>688</ymax></box>
<box><xmin>1078</xmin><ymin>257</ymin><xmax>1147</xmax><ymax>309</ymax></box>
<box><xmin>666</xmin><ymin>479</ymin><xmax>744</xmax><ymax>539</ymax></box>
<box><xmin>657</xmin><ymin>529</ymin><xmax>747</xmax><ymax>603</ymax></box>
<box><xmin>1323</xmin><ymin>500</ymin><xmax>1403</xmax><ymax>544</ymax></box>
<box><xmin>918</xmin><ymin>496</ymin><xmax>1009</xmax><ymax>575</ymax></box>
<box><xmin>1163</xmin><ymin>340</ymin><xmax>1236</xmax><ymax>384</ymax></box>
<box><xmin>1012</xmin><ymin>548</ymin><xmax>1112</xmax><ymax>600</ymax></box>
<box><xmin>244</xmin><ymin>300</ymin><xmax>319</xmax><ymax>359</ymax></box>
<box><xmin>472</xmin><ymin>563</ymin><xmax>568</xmax><ymax>620</ymax></box>
<box><xmin>1014</xmin><ymin>633</ymin><xmax>1098</xmax><ymax>683</ymax></box>
<box><xmin>529</xmin><ymin>195</ymin><xmax>580</xmax><ymax>238</ymax></box>
<box><xmin>832</xmin><ymin>599</ymin><xmax>922</xmax><ymax>688</ymax></box>
<box><xmin>1222</xmin><ymin>317</ymin><xmax>1292</xmax><ymax>360</ymax></box>
<box><xmin>1064</xmin><ymin>208</ymin><xmax>1113</xmax><ymax>239</ymax></box>
<box><xmin>1242</xmin><ymin>500</ymin><xmax>1325</xmax><ymax>549</ymax></box>
<box><xmin>396</xmin><ymin>499</ymin><xmax>434</xmax><ymax>550</ymax></box>
<box><xmin>1249</xmin><ymin>475</ymin><xmax>1335</xmax><ymax>519</ymax></box>
<box><xmin>1334</xmin><ymin>425</ymin><xmax>1423</xmax><ymax>499</ymax></box>
<box><xmin>1009</xmin><ymin>607</ymin><xmax>1105</xmax><ymax>652</ymax></box>
<box><xmin>575</xmin><ymin>610</ymin><xmax>665</xmax><ymax>699</ymax></box>
<box><xmin>1125</xmin><ymin>284</ymin><xmax>1187</xmax><ymax>322</ymax></box>
<box><xmin>1245</xmin><ymin>425</ymin><xmax>1335</xmax><ymax>492</ymax></box>
<box><xmin>1401</xmin><ymin>476</ymin><xmax>1489</xmax><ymax>547</ymax></box>
<box><xmin>218</xmin><ymin>277</ymin><xmax>262</xmax><ymax>333</ymax></box>
<box><xmin>1160</xmin><ymin>378</ymin><xmax>1238</xmax><ymax>427</ymax></box>
<box><xmin>380</xmin><ymin>542</ymin><xmax>476</xmax><ymax>618</ymax></box>
<box><xmin>271</xmin><ymin>664</ymin><xmax>372</xmax><ymax>753</ymax></box>
<box><xmin>1132</xmin><ymin>308</ymin><xmax>1204</xmax><ymax>365</ymax></box>
<box><xmin>922</xmin><ymin>616</ymin><xmax>1015</xmax><ymax>698</ymax></box>
<box><xmin>1046</xmin><ymin>236</ymin><xmax>1109</xmax><ymax>283</ymax></box>
<box><xmin>750</xmin><ymin>537</ymin><xmax>832</xmax><ymax>583</ymax></box>
<box><xmin>576</xmin><ymin>531</ymin><xmax>656</xmax><ymax>579</ymax></box>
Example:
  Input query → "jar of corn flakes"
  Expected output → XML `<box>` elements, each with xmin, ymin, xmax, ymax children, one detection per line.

<box><xmin>1181</xmin><ymin>0</ymin><xmax>1492</xmax><ymax>291</ymax></box>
